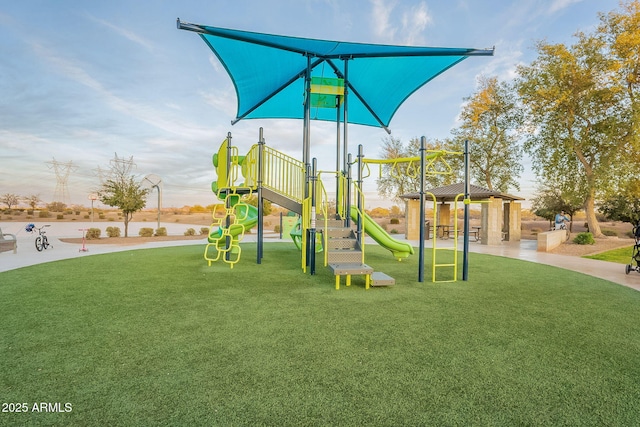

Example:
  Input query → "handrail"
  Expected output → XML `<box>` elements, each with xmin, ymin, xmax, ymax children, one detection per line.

<box><xmin>244</xmin><ymin>144</ymin><xmax>305</xmax><ymax>203</ymax></box>
<box><xmin>351</xmin><ymin>181</ymin><xmax>366</xmax><ymax>264</ymax></box>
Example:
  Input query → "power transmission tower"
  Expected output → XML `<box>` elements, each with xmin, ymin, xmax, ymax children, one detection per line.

<box><xmin>45</xmin><ymin>158</ymin><xmax>78</xmax><ymax>205</ymax></box>
<box><xmin>109</xmin><ymin>153</ymin><xmax>136</xmax><ymax>179</ymax></box>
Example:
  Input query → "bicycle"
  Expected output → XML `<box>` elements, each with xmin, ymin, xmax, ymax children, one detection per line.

<box><xmin>556</xmin><ymin>221</ymin><xmax>571</xmax><ymax>242</ymax></box>
<box><xmin>25</xmin><ymin>223</ymin><xmax>52</xmax><ymax>251</ymax></box>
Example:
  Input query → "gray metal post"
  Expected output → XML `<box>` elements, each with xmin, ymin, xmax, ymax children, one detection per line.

<box><xmin>463</xmin><ymin>139</ymin><xmax>470</xmax><ymax>281</ymax></box>
<box><xmin>342</xmin><ymin>60</ymin><xmax>349</xmax><ymax>224</ymax></box>
<box><xmin>418</xmin><ymin>136</ymin><xmax>426</xmax><ymax>282</ymax></box>
<box><xmin>225</xmin><ymin>131</ymin><xmax>232</xmax><ymax>262</ymax></box>
<box><xmin>257</xmin><ymin>127</ymin><xmax>264</xmax><ymax>264</ymax></box>
<box><xmin>310</xmin><ymin>158</ymin><xmax>317</xmax><ymax>275</ymax></box>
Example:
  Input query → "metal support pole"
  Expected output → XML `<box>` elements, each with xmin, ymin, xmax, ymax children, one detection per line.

<box><xmin>342</xmin><ymin>60</ymin><xmax>350</xmax><ymax>224</ymax></box>
<box><xmin>257</xmin><ymin>127</ymin><xmax>265</xmax><ymax>264</ymax></box>
<box><xmin>418</xmin><ymin>136</ymin><xmax>426</xmax><ymax>282</ymax></box>
<box><xmin>225</xmin><ymin>131</ymin><xmax>232</xmax><ymax>262</ymax></box>
<box><xmin>310</xmin><ymin>158</ymin><xmax>318</xmax><ymax>275</ymax></box>
<box><xmin>463</xmin><ymin>139</ymin><xmax>471</xmax><ymax>281</ymax></box>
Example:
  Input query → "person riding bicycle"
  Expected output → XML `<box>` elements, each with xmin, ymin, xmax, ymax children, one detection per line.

<box><xmin>555</xmin><ymin>211</ymin><xmax>571</xmax><ymax>230</ymax></box>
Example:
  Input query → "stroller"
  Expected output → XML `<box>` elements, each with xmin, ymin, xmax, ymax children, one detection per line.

<box><xmin>626</xmin><ymin>224</ymin><xmax>640</xmax><ymax>274</ymax></box>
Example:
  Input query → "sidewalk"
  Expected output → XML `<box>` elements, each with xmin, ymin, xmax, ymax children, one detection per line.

<box><xmin>2</xmin><ymin>221</ymin><xmax>639</xmax><ymax>291</ymax></box>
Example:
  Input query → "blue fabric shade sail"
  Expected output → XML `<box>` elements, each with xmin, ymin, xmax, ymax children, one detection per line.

<box><xmin>178</xmin><ymin>19</ymin><xmax>493</xmax><ymax>130</ymax></box>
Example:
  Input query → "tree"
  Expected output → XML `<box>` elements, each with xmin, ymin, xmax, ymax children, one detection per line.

<box><xmin>530</xmin><ymin>185</ymin><xmax>582</xmax><ymax>231</ymax></box>
<box><xmin>598</xmin><ymin>181</ymin><xmax>640</xmax><ymax>225</ymax></box>
<box><xmin>376</xmin><ymin>136</ymin><xmax>462</xmax><ymax>203</ymax></box>
<box><xmin>451</xmin><ymin>75</ymin><xmax>524</xmax><ymax>192</ymax></box>
<box><xmin>24</xmin><ymin>194</ymin><xmax>41</xmax><ymax>210</ymax></box>
<box><xmin>516</xmin><ymin>27</ymin><xmax>631</xmax><ymax>237</ymax></box>
<box><xmin>99</xmin><ymin>154</ymin><xmax>149</xmax><ymax>237</ymax></box>
<box><xmin>0</xmin><ymin>193</ymin><xmax>20</xmax><ymax>209</ymax></box>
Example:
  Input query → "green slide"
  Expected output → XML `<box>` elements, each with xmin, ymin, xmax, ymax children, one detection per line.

<box><xmin>208</xmin><ymin>204</ymin><xmax>258</xmax><ymax>243</ymax></box>
<box><xmin>350</xmin><ymin>205</ymin><xmax>414</xmax><ymax>260</ymax></box>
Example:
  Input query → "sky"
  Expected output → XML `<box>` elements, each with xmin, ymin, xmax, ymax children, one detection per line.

<box><xmin>0</xmin><ymin>0</ymin><xmax>621</xmax><ymax>209</ymax></box>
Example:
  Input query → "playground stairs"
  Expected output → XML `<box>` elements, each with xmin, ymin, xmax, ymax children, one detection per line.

<box><xmin>322</xmin><ymin>218</ymin><xmax>395</xmax><ymax>290</ymax></box>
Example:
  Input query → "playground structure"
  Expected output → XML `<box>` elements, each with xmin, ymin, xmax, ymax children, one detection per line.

<box><xmin>204</xmin><ymin>128</ymin><xmax>463</xmax><ymax>285</ymax></box>
<box><xmin>178</xmin><ymin>19</ymin><xmax>493</xmax><ymax>286</ymax></box>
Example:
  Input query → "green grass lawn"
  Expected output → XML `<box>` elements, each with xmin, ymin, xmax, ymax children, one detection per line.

<box><xmin>584</xmin><ymin>245</ymin><xmax>635</xmax><ymax>264</ymax></box>
<box><xmin>2</xmin><ymin>243</ymin><xmax>640</xmax><ymax>426</ymax></box>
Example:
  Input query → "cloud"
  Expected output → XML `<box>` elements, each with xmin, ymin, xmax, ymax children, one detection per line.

<box><xmin>548</xmin><ymin>0</ymin><xmax>584</xmax><ymax>14</ymax></box>
<box><xmin>370</xmin><ymin>0</ymin><xmax>432</xmax><ymax>45</ymax></box>
<box><xmin>84</xmin><ymin>13</ymin><xmax>155</xmax><ymax>51</ymax></box>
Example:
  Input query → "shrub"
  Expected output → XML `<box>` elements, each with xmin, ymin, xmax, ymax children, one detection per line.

<box><xmin>56</xmin><ymin>214</ymin><xmax>64</xmax><ymax>220</ymax></box>
<box><xmin>27</xmin><ymin>210</ymin><xmax>34</xmax><ymax>215</ymax></box>
<box><xmin>601</xmin><ymin>229</ymin><xmax>618</xmax><ymax>237</ymax></box>
<box><xmin>273</xmin><ymin>225</ymin><xmax>281</xmax><ymax>233</ymax></box>
<box><xmin>106</xmin><ymin>226</ymin><xmax>121</xmax><ymax>238</ymax></box>
<box><xmin>390</xmin><ymin>229</ymin><xmax>398</xmax><ymax>234</ymax></box>
<box><xmin>139</xmin><ymin>228</ymin><xmax>154</xmax><ymax>237</ymax></box>
<box><xmin>573</xmin><ymin>232</ymin><xmax>595</xmax><ymax>245</ymax></box>
<box><xmin>184</xmin><ymin>228</ymin><xmax>196</xmax><ymax>236</ymax></box>
<box><xmin>38</xmin><ymin>210</ymin><xmax>50</xmax><ymax>218</ymax></box>
<box><xmin>86</xmin><ymin>228</ymin><xmax>101</xmax><ymax>239</ymax></box>
<box><xmin>390</xmin><ymin>218</ymin><xmax>400</xmax><ymax>225</ymax></box>
<box><xmin>84</xmin><ymin>215</ymin><xmax>90</xmax><ymax>219</ymax></box>
<box><xmin>200</xmin><ymin>227</ymin><xmax>210</xmax><ymax>235</ymax></box>
<box><xmin>75</xmin><ymin>210</ymin><xmax>81</xmax><ymax>215</ymax></box>
<box><xmin>155</xmin><ymin>227</ymin><xmax>167</xmax><ymax>236</ymax></box>
<box><xmin>98</xmin><ymin>214</ymin><xmax>105</xmax><ymax>220</ymax></box>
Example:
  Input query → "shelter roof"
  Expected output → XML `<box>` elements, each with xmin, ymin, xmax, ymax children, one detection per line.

<box><xmin>400</xmin><ymin>182</ymin><xmax>525</xmax><ymax>202</ymax></box>
<box><xmin>177</xmin><ymin>19</ymin><xmax>493</xmax><ymax>130</ymax></box>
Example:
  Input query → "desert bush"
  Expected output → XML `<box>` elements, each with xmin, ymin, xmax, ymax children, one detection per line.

<box><xmin>106</xmin><ymin>226</ymin><xmax>121</xmax><ymax>238</ymax></box>
<box><xmin>155</xmin><ymin>227</ymin><xmax>167</xmax><ymax>236</ymax></box>
<box><xmin>390</xmin><ymin>229</ymin><xmax>398</xmax><ymax>234</ymax></box>
<box><xmin>86</xmin><ymin>228</ymin><xmax>101</xmax><ymax>239</ymax></box>
<box><xmin>274</xmin><ymin>225</ymin><xmax>281</xmax><ymax>233</ymax></box>
<box><xmin>200</xmin><ymin>227</ymin><xmax>210</xmax><ymax>235</ymax></box>
<box><xmin>139</xmin><ymin>227</ymin><xmax>154</xmax><ymax>237</ymax></box>
<box><xmin>56</xmin><ymin>214</ymin><xmax>64</xmax><ymax>220</ymax></box>
<box><xmin>184</xmin><ymin>228</ymin><xmax>196</xmax><ymax>236</ymax></box>
<box><xmin>601</xmin><ymin>229</ymin><xmax>617</xmax><ymax>237</ymax></box>
<box><xmin>38</xmin><ymin>210</ymin><xmax>50</xmax><ymax>218</ymax></box>
<box><xmin>573</xmin><ymin>232</ymin><xmax>595</xmax><ymax>245</ymax></box>
<box><xmin>84</xmin><ymin>215</ymin><xmax>90</xmax><ymax>219</ymax></box>
<box><xmin>98</xmin><ymin>214</ymin><xmax>105</xmax><ymax>220</ymax></box>
<box><xmin>27</xmin><ymin>210</ymin><xmax>33</xmax><ymax>215</ymax></box>
<box><xmin>390</xmin><ymin>218</ymin><xmax>400</xmax><ymax>225</ymax></box>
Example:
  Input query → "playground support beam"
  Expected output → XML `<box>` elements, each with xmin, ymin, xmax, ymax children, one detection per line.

<box><xmin>418</xmin><ymin>136</ymin><xmax>426</xmax><ymax>282</ymax></box>
<box><xmin>463</xmin><ymin>139</ymin><xmax>470</xmax><ymax>280</ymax></box>
<box><xmin>309</xmin><ymin>158</ymin><xmax>318</xmax><ymax>275</ymax></box>
<box><xmin>257</xmin><ymin>128</ymin><xmax>265</xmax><ymax>264</ymax></box>
<box><xmin>225</xmin><ymin>132</ymin><xmax>233</xmax><ymax>262</ymax></box>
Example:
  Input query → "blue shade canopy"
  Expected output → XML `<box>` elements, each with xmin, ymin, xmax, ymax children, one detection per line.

<box><xmin>178</xmin><ymin>19</ymin><xmax>493</xmax><ymax>130</ymax></box>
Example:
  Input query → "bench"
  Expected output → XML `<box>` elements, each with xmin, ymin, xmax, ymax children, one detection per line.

<box><xmin>456</xmin><ymin>228</ymin><xmax>480</xmax><ymax>242</ymax></box>
<box><xmin>537</xmin><ymin>229</ymin><xmax>567</xmax><ymax>252</ymax></box>
<box><xmin>0</xmin><ymin>228</ymin><xmax>17</xmax><ymax>254</ymax></box>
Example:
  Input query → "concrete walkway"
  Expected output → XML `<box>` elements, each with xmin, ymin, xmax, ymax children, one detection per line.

<box><xmin>2</xmin><ymin>221</ymin><xmax>640</xmax><ymax>291</ymax></box>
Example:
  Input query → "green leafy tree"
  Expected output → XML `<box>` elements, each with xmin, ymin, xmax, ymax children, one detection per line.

<box><xmin>451</xmin><ymin>75</ymin><xmax>524</xmax><ymax>192</ymax></box>
<box><xmin>598</xmin><ymin>182</ymin><xmax>640</xmax><ymax>225</ymax></box>
<box><xmin>516</xmin><ymin>27</ymin><xmax>630</xmax><ymax>237</ymax></box>
<box><xmin>530</xmin><ymin>185</ymin><xmax>582</xmax><ymax>231</ymax></box>
<box><xmin>99</xmin><ymin>154</ymin><xmax>149</xmax><ymax>237</ymax></box>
